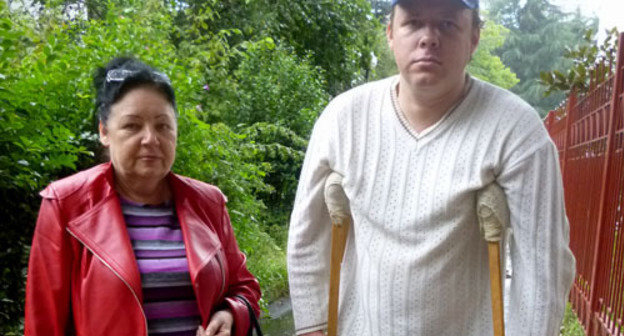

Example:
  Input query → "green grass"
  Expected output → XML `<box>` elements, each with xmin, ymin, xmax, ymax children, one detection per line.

<box><xmin>560</xmin><ymin>303</ymin><xmax>586</xmax><ymax>336</ymax></box>
<box><xmin>260</xmin><ymin>312</ymin><xmax>295</xmax><ymax>336</ymax></box>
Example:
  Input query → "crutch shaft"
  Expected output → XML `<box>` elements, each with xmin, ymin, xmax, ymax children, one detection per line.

<box><xmin>328</xmin><ymin>219</ymin><xmax>350</xmax><ymax>336</ymax></box>
<box><xmin>488</xmin><ymin>242</ymin><xmax>505</xmax><ymax>336</ymax></box>
<box><xmin>477</xmin><ymin>183</ymin><xmax>508</xmax><ymax>336</ymax></box>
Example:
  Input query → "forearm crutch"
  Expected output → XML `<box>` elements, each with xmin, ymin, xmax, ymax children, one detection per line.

<box><xmin>324</xmin><ymin>172</ymin><xmax>351</xmax><ymax>336</ymax></box>
<box><xmin>476</xmin><ymin>183</ymin><xmax>510</xmax><ymax>336</ymax></box>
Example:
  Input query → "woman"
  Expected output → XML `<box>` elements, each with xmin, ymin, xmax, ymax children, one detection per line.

<box><xmin>24</xmin><ymin>57</ymin><xmax>261</xmax><ymax>336</ymax></box>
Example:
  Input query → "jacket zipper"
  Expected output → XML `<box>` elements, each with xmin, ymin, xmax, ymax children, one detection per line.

<box><xmin>66</xmin><ymin>228</ymin><xmax>148</xmax><ymax>336</ymax></box>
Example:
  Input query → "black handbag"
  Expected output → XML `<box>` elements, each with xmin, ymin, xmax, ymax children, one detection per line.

<box><xmin>234</xmin><ymin>295</ymin><xmax>263</xmax><ymax>336</ymax></box>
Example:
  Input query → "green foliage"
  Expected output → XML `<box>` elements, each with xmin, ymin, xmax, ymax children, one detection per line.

<box><xmin>0</xmin><ymin>1</ymin><xmax>93</xmax><ymax>191</ymax></box>
<box><xmin>192</xmin><ymin>28</ymin><xmax>329</xmax><ymax>250</ymax></box>
<box><xmin>241</xmin><ymin>124</ymin><xmax>307</xmax><ymax>204</ymax></box>
<box><xmin>560</xmin><ymin>303</ymin><xmax>586</xmax><ymax>336</ymax></box>
<box><xmin>241</xmin><ymin>123</ymin><xmax>308</xmax><ymax>248</ymax></box>
<box><xmin>176</xmin><ymin>0</ymin><xmax>383</xmax><ymax>95</ymax></box>
<box><xmin>223</xmin><ymin>42</ymin><xmax>328</xmax><ymax>136</ymax></box>
<box><xmin>370</xmin><ymin>25</ymin><xmax>399</xmax><ymax>80</ymax></box>
<box><xmin>270</xmin><ymin>0</ymin><xmax>382</xmax><ymax>94</ymax></box>
<box><xmin>174</xmin><ymin>115</ymin><xmax>270</xmax><ymax>246</ymax></box>
<box><xmin>487</xmin><ymin>0</ymin><xmax>598</xmax><ymax>115</ymax></box>
<box><xmin>369</xmin><ymin>0</ymin><xmax>392</xmax><ymax>20</ymax></box>
<box><xmin>468</xmin><ymin>19</ymin><xmax>520</xmax><ymax>89</ymax></box>
<box><xmin>540</xmin><ymin>28</ymin><xmax>620</xmax><ymax>96</ymax></box>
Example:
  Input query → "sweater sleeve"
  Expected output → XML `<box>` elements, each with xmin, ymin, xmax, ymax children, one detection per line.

<box><xmin>287</xmin><ymin>104</ymin><xmax>341</xmax><ymax>335</ymax></box>
<box><xmin>497</xmin><ymin>124</ymin><xmax>576</xmax><ymax>336</ymax></box>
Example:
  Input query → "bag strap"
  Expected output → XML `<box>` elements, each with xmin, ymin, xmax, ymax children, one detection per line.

<box><xmin>234</xmin><ymin>295</ymin><xmax>263</xmax><ymax>336</ymax></box>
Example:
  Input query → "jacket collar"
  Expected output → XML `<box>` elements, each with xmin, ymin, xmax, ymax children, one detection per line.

<box><xmin>65</xmin><ymin>163</ymin><xmax>223</xmax><ymax>301</ymax></box>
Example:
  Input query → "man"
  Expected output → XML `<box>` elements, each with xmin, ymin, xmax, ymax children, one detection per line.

<box><xmin>287</xmin><ymin>0</ymin><xmax>576</xmax><ymax>335</ymax></box>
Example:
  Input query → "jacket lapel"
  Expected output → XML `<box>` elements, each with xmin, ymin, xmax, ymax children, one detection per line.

<box><xmin>171</xmin><ymin>175</ymin><xmax>223</xmax><ymax>324</ymax></box>
<box><xmin>171</xmin><ymin>175</ymin><xmax>221</xmax><ymax>282</ymax></box>
<box><xmin>66</xmin><ymin>186</ymin><xmax>143</xmax><ymax>303</ymax></box>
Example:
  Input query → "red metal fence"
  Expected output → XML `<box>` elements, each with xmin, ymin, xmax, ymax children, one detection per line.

<box><xmin>544</xmin><ymin>33</ymin><xmax>624</xmax><ymax>336</ymax></box>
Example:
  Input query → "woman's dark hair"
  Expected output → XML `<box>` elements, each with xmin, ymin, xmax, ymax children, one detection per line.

<box><xmin>93</xmin><ymin>56</ymin><xmax>177</xmax><ymax>125</ymax></box>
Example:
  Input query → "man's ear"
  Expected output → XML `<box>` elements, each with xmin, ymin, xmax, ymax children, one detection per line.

<box><xmin>99</xmin><ymin>122</ymin><xmax>110</xmax><ymax>147</ymax></box>
<box><xmin>470</xmin><ymin>27</ymin><xmax>481</xmax><ymax>55</ymax></box>
<box><xmin>386</xmin><ymin>22</ymin><xmax>394</xmax><ymax>51</ymax></box>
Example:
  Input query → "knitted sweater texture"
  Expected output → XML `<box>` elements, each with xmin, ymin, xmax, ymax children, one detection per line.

<box><xmin>287</xmin><ymin>76</ymin><xmax>576</xmax><ymax>336</ymax></box>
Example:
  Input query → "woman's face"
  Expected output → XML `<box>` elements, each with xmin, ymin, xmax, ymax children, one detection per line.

<box><xmin>99</xmin><ymin>85</ymin><xmax>177</xmax><ymax>184</ymax></box>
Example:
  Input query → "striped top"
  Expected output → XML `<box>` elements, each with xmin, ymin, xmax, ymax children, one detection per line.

<box><xmin>121</xmin><ymin>197</ymin><xmax>201</xmax><ymax>336</ymax></box>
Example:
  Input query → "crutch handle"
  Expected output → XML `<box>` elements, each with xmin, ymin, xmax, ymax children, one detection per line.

<box><xmin>476</xmin><ymin>183</ymin><xmax>509</xmax><ymax>243</ymax></box>
<box><xmin>324</xmin><ymin>172</ymin><xmax>351</xmax><ymax>336</ymax></box>
<box><xmin>325</xmin><ymin>172</ymin><xmax>351</xmax><ymax>226</ymax></box>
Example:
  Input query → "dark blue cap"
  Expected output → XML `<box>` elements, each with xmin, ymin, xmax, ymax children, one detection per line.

<box><xmin>391</xmin><ymin>0</ymin><xmax>479</xmax><ymax>9</ymax></box>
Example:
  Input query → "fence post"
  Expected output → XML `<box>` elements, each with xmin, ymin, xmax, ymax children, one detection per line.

<box><xmin>586</xmin><ymin>32</ymin><xmax>624</xmax><ymax>334</ymax></box>
<box><xmin>561</xmin><ymin>91</ymin><xmax>576</xmax><ymax>180</ymax></box>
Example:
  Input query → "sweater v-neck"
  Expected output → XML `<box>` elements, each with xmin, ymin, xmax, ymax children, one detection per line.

<box><xmin>390</xmin><ymin>75</ymin><xmax>475</xmax><ymax>144</ymax></box>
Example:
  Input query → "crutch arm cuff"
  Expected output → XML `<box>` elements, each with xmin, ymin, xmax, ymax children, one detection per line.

<box><xmin>476</xmin><ymin>183</ymin><xmax>509</xmax><ymax>243</ymax></box>
<box><xmin>324</xmin><ymin>172</ymin><xmax>351</xmax><ymax>226</ymax></box>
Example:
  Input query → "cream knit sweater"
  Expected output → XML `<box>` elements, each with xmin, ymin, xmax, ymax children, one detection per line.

<box><xmin>287</xmin><ymin>76</ymin><xmax>576</xmax><ymax>336</ymax></box>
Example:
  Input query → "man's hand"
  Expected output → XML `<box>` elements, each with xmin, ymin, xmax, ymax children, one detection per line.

<box><xmin>197</xmin><ymin>310</ymin><xmax>234</xmax><ymax>336</ymax></box>
<box><xmin>301</xmin><ymin>331</ymin><xmax>325</xmax><ymax>336</ymax></box>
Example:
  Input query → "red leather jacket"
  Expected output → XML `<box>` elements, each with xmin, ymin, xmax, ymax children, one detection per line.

<box><xmin>25</xmin><ymin>163</ymin><xmax>261</xmax><ymax>336</ymax></box>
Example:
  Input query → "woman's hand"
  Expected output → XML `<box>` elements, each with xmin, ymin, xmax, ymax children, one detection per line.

<box><xmin>301</xmin><ymin>332</ymin><xmax>325</xmax><ymax>336</ymax></box>
<box><xmin>197</xmin><ymin>310</ymin><xmax>234</xmax><ymax>336</ymax></box>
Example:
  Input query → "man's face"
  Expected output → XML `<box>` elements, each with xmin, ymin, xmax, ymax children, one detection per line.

<box><xmin>387</xmin><ymin>0</ymin><xmax>479</xmax><ymax>93</ymax></box>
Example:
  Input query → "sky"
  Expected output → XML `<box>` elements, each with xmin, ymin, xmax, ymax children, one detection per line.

<box><xmin>551</xmin><ymin>0</ymin><xmax>623</xmax><ymax>40</ymax></box>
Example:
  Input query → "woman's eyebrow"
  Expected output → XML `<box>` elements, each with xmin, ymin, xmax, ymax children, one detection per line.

<box><xmin>118</xmin><ymin>114</ymin><xmax>141</xmax><ymax>120</ymax></box>
<box><xmin>154</xmin><ymin>113</ymin><xmax>175</xmax><ymax>120</ymax></box>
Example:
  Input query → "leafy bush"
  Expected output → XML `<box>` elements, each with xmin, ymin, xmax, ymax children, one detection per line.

<box><xmin>274</xmin><ymin>0</ymin><xmax>382</xmax><ymax>95</ymax></box>
<box><xmin>468</xmin><ymin>20</ymin><xmax>520</xmax><ymax>90</ymax></box>
<box><xmin>0</xmin><ymin>0</ymin><xmax>290</xmax><ymax>332</ymax></box>
<box><xmin>225</xmin><ymin>42</ymin><xmax>328</xmax><ymax>136</ymax></box>
<box><xmin>175</xmin><ymin>0</ymin><xmax>383</xmax><ymax>95</ymax></box>
<box><xmin>209</xmin><ymin>40</ymin><xmax>328</xmax><ymax>249</ymax></box>
<box><xmin>0</xmin><ymin>0</ymin><xmax>94</xmax><ymax>192</ymax></box>
<box><xmin>241</xmin><ymin>123</ymin><xmax>309</xmax><ymax>248</ymax></box>
<box><xmin>540</xmin><ymin>28</ymin><xmax>620</xmax><ymax>97</ymax></box>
